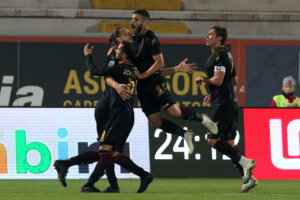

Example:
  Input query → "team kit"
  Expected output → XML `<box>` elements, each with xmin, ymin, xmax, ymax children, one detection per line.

<box><xmin>51</xmin><ymin>10</ymin><xmax>257</xmax><ymax>193</ymax></box>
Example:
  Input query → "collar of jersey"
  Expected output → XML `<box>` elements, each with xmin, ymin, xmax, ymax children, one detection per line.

<box><xmin>121</xmin><ymin>61</ymin><xmax>135</xmax><ymax>66</ymax></box>
<box><xmin>217</xmin><ymin>45</ymin><xmax>225</xmax><ymax>49</ymax></box>
<box><xmin>141</xmin><ymin>27</ymin><xmax>149</xmax><ymax>36</ymax></box>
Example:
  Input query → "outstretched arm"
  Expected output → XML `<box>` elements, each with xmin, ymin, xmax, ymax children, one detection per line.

<box><xmin>160</xmin><ymin>58</ymin><xmax>197</xmax><ymax>76</ymax></box>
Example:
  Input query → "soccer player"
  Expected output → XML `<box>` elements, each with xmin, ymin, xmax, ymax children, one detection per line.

<box><xmin>131</xmin><ymin>9</ymin><xmax>218</xmax><ymax>155</ymax></box>
<box><xmin>54</xmin><ymin>41</ymin><xmax>153</xmax><ymax>193</ymax></box>
<box><xmin>195</xmin><ymin>26</ymin><xmax>258</xmax><ymax>193</ymax></box>
<box><xmin>54</xmin><ymin>27</ymin><xmax>200</xmax><ymax>193</ymax></box>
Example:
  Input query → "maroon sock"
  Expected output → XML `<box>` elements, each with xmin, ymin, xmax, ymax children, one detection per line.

<box><xmin>213</xmin><ymin>140</ymin><xmax>241</xmax><ymax>164</ymax></box>
<box><xmin>179</xmin><ymin>107</ymin><xmax>192</xmax><ymax>120</ymax></box>
<box><xmin>180</xmin><ymin>107</ymin><xmax>203</xmax><ymax>122</ymax></box>
<box><xmin>114</xmin><ymin>154</ymin><xmax>148</xmax><ymax>179</ymax></box>
<box><xmin>99</xmin><ymin>150</ymin><xmax>119</xmax><ymax>189</ymax></box>
<box><xmin>67</xmin><ymin>150</ymin><xmax>99</xmax><ymax>167</ymax></box>
<box><xmin>160</xmin><ymin>119</ymin><xmax>185</xmax><ymax>137</ymax></box>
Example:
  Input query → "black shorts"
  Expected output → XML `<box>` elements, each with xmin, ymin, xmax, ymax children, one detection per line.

<box><xmin>137</xmin><ymin>75</ymin><xmax>176</xmax><ymax>116</ymax></box>
<box><xmin>98</xmin><ymin>106</ymin><xmax>134</xmax><ymax>152</ymax></box>
<box><xmin>207</xmin><ymin>98</ymin><xmax>238</xmax><ymax>140</ymax></box>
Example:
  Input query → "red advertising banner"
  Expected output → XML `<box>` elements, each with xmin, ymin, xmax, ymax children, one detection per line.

<box><xmin>244</xmin><ymin>108</ymin><xmax>300</xmax><ymax>179</ymax></box>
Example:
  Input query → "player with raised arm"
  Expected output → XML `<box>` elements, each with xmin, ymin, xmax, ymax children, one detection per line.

<box><xmin>131</xmin><ymin>10</ymin><xmax>218</xmax><ymax>155</ymax></box>
<box><xmin>54</xmin><ymin>40</ymin><xmax>153</xmax><ymax>193</ymax></box>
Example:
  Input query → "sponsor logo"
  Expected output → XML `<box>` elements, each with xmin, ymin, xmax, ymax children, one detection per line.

<box><xmin>270</xmin><ymin>119</ymin><xmax>300</xmax><ymax>169</ymax></box>
<box><xmin>0</xmin><ymin>75</ymin><xmax>43</xmax><ymax>106</ymax></box>
<box><xmin>244</xmin><ymin>108</ymin><xmax>300</xmax><ymax>179</ymax></box>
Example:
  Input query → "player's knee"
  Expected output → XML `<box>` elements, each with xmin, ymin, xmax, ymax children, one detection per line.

<box><xmin>169</xmin><ymin>110</ymin><xmax>181</xmax><ymax>118</ymax></box>
<box><xmin>166</xmin><ymin>105</ymin><xmax>181</xmax><ymax>118</ymax></box>
<box><xmin>111</xmin><ymin>151</ymin><xmax>120</xmax><ymax>158</ymax></box>
<box><xmin>149</xmin><ymin>119</ymin><xmax>162</xmax><ymax>128</ymax></box>
<box><xmin>148</xmin><ymin>116</ymin><xmax>162</xmax><ymax>128</ymax></box>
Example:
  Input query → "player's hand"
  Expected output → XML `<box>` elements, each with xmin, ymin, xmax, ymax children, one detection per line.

<box><xmin>106</xmin><ymin>46</ymin><xmax>117</xmax><ymax>56</ymax></box>
<box><xmin>203</xmin><ymin>95</ymin><xmax>211</xmax><ymax>107</ymax></box>
<box><xmin>84</xmin><ymin>43</ymin><xmax>94</xmax><ymax>56</ymax></box>
<box><xmin>195</xmin><ymin>75</ymin><xmax>204</xmax><ymax>85</ymax></box>
<box><xmin>115</xmin><ymin>83</ymin><xmax>131</xmax><ymax>101</ymax></box>
<box><xmin>133</xmin><ymin>67</ymin><xmax>144</xmax><ymax>79</ymax></box>
<box><xmin>177</xmin><ymin>58</ymin><xmax>197</xmax><ymax>74</ymax></box>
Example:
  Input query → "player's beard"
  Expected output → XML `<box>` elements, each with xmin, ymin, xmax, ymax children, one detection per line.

<box><xmin>135</xmin><ymin>24</ymin><xmax>143</xmax><ymax>35</ymax></box>
<box><xmin>115</xmin><ymin>56</ymin><xmax>121</xmax><ymax>61</ymax></box>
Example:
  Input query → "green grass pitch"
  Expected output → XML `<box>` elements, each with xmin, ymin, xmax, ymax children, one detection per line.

<box><xmin>0</xmin><ymin>178</ymin><xmax>299</xmax><ymax>200</ymax></box>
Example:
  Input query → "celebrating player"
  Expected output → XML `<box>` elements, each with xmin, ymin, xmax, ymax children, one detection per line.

<box><xmin>196</xmin><ymin>26</ymin><xmax>258</xmax><ymax>193</ymax></box>
<box><xmin>131</xmin><ymin>9</ymin><xmax>218</xmax><ymax>155</ymax></box>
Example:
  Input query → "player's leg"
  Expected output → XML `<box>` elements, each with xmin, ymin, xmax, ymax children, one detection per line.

<box><xmin>167</xmin><ymin>104</ymin><xmax>218</xmax><ymax>134</ymax></box>
<box><xmin>80</xmin><ymin>94</ymin><xmax>110</xmax><ymax>192</ymax></box>
<box><xmin>140</xmin><ymin>85</ymin><xmax>196</xmax><ymax>154</ymax></box>
<box><xmin>226</xmin><ymin>108</ymin><xmax>258</xmax><ymax>192</ymax></box>
<box><xmin>147</xmin><ymin>112</ymin><xmax>187</xmax><ymax>137</ymax></box>
<box><xmin>97</xmin><ymin>111</ymin><xmax>121</xmax><ymax>193</ymax></box>
<box><xmin>113</xmin><ymin>151</ymin><xmax>153</xmax><ymax>193</ymax></box>
<box><xmin>161</xmin><ymin>93</ymin><xmax>216</xmax><ymax>153</ymax></box>
<box><xmin>81</xmin><ymin>162</ymin><xmax>104</xmax><ymax>193</ymax></box>
<box><xmin>137</xmin><ymin>79</ymin><xmax>188</xmax><ymax>138</ymax></box>
<box><xmin>113</xmin><ymin>108</ymin><xmax>153</xmax><ymax>193</ymax></box>
<box><xmin>147</xmin><ymin>112</ymin><xmax>195</xmax><ymax>154</ymax></box>
<box><xmin>53</xmin><ymin>150</ymin><xmax>100</xmax><ymax>187</ymax></box>
<box><xmin>98</xmin><ymin>107</ymin><xmax>136</xmax><ymax>193</ymax></box>
<box><xmin>227</xmin><ymin>143</ymin><xmax>259</xmax><ymax>193</ymax></box>
<box><xmin>208</xmin><ymin>138</ymin><xmax>256</xmax><ymax>184</ymax></box>
<box><xmin>94</xmin><ymin>94</ymin><xmax>110</xmax><ymax>138</ymax></box>
<box><xmin>208</xmin><ymin>99</ymin><xmax>256</xmax><ymax>182</ymax></box>
<box><xmin>98</xmin><ymin>144</ymin><xmax>120</xmax><ymax>193</ymax></box>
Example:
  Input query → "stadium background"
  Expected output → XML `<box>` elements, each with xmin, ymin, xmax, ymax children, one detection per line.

<box><xmin>1</xmin><ymin>0</ymin><xmax>300</xmax><ymax>182</ymax></box>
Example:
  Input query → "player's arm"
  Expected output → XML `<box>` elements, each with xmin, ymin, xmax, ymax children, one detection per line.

<box><xmin>102</xmin><ymin>67</ymin><xmax>132</xmax><ymax>101</ymax></box>
<box><xmin>160</xmin><ymin>58</ymin><xmax>197</xmax><ymax>76</ymax></box>
<box><xmin>203</xmin><ymin>94</ymin><xmax>211</xmax><ymax>107</ymax></box>
<box><xmin>135</xmin><ymin>53</ymin><xmax>164</xmax><ymax>79</ymax></box>
<box><xmin>105</xmin><ymin>76</ymin><xmax>131</xmax><ymax>101</ymax></box>
<box><xmin>196</xmin><ymin>69</ymin><xmax>225</xmax><ymax>87</ymax></box>
<box><xmin>84</xmin><ymin>44</ymin><xmax>105</xmax><ymax>75</ymax></box>
<box><xmin>135</xmin><ymin>36</ymin><xmax>165</xmax><ymax>79</ymax></box>
<box><xmin>196</xmin><ymin>52</ymin><xmax>227</xmax><ymax>86</ymax></box>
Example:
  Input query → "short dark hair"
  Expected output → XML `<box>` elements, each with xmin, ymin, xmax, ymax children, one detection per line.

<box><xmin>109</xmin><ymin>27</ymin><xmax>122</xmax><ymax>46</ymax></box>
<box><xmin>211</xmin><ymin>26</ymin><xmax>227</xmax><ymax>45</ymax></box>
<box><xmin>133</xmin><ymin>9</ymin><xmax>150</xmax><ymax>20</ymax></box>
<box><xmin>121</xmin><ymin>41</ymin><xmax>137</xmax><ymax>63</ymax></box>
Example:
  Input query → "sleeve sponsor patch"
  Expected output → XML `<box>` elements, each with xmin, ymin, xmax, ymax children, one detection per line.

<box><xmin>107</xmin><ymin>60</ymin><xmax>115</xmax><ymax>67</ymax></box>
<box><xmin>214</xmin><ymin>65</ymin><xmax>226</xmax><ymax>72</ymax></box>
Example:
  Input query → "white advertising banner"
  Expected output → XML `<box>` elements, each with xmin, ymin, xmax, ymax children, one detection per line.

<box><xmin>0</xmin><ymin>108</ymin><xmax>149</xmax><ymax>179</ymax></box>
